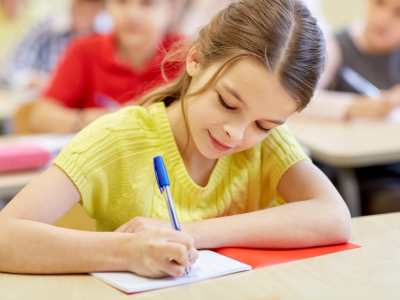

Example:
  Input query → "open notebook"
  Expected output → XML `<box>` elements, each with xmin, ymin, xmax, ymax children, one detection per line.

<box><xmin>91</xmin><ymin>250</ymin><xmax>251</xmax><ymax>294</ymax></box>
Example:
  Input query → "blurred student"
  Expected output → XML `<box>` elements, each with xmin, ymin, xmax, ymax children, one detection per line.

<box><xmin>303</xmin><ymin>0</ymin><xmax>400</xmax><ymax>214</ymax></box>
<box><xmin>25</xmin><ymin>0</ymin><xmax>183</xmax><ymax>134</ymax></box>
<box><xmin>0</xmin><ymin>0</ymin><xmax>105</xmax><ymax>91</ymax></box>
<box><xmin>306</xmin><ymin>0</ymin><xmax>400</xmax><ymax>119</ymax></box>
<box><xmin>0</xmin><ymin>0</ymin><xmax>28</xmax><ymax>63</ymax></box>
<box><xmin>0</xmin><ymin>0</ymin><xmax>51</xmax><ymax>64</ymax></box>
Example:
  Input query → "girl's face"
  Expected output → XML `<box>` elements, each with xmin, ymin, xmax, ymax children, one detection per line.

<box><xmin>186</xmin><ymin>54</ymin><xmax>298</xmax><ymax>160</ymax></box>
<box><xmin>72</xmin><ymin>0</ymin><xmax>105</xmax><ymax>33</ymax></box>
<box><xmin>106</xmin><ymin>0</ymin><xmax>172</xmax><ymax>48</ymax></box>
<box><xmin>365</xmin><ymin>0</ymin><xmax>400</xmax><ymax>53</ymax></box>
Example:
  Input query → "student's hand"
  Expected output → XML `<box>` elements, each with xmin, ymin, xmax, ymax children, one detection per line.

<box><xmin>81</xmin><ymin>108</ymin><xmax>111</xmax><ymax>127</ymax></box>
<box><xmin>347</xmin><ymin>93</ymin><xmax>395</xmax><ymax>118</ymax></box>
<box><xmin>387</xmin><ymin>84</ymin><xmax>400</xmax><ymax>107</ymax></box>
<box><xmin>28</xmin><ymin>76</ymin><xmax>48</xmax><ymax>90</ymax></box>
<box><xmin>115</xmin><ymin>216</ymin><xmax>172</xmax><ymax>234</ymax></box>
<box><xmin>123</xmin><ymin>229</ymin><xmax>198</xmax><ymax>278</ymax></box>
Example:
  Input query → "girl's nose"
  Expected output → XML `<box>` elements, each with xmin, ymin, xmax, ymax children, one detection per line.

<box><xmin>224</xmin><ymin>124</ymin><xmax>245</xmax><ymax>142</ymax></box>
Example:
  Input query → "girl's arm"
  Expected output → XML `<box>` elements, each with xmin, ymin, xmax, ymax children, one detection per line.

<box><xmin>0</xmin><ymin>165</ymin><xmax>196</xmax><ymax>277</ymax></box>
<box><xmin>119</xmin><ymin>161</ymin><xmax>351</xmax><ymax>249</ymax></box>
<box><xmin>187</xmin><ymin>160</ymin><xmax>351</xmax><ymax>249</ymax></box>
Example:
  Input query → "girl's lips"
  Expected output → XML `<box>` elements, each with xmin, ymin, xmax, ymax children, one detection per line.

<box><xmin>208</xmin><ymin>131</ymin><xmax>233</xmax><ymax>152</ymax></box>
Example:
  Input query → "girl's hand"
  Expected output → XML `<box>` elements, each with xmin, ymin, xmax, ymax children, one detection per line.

<box><xmin>81</xmin><ymin>108</ymin><xmax>110</xmax><ymax>127</ymax></box>
<box><xmin>116</xmin><ymin>217</ymin><xmax>199</xmax><ymax>278</ymax></box>
<box><xmin>115</xmin><ymin>217</ymin><xmax>172</xmax><ymax>234</ymax></box>
<box><xmin>122</xmin><ymin>228</ymin><xmax>198</xmax><ymax>278</ymax></box>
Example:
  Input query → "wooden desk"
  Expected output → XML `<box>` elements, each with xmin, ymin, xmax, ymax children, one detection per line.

<box><xmin>286</xmin><ymin>116</ymin><xmax>400</xmax><ymax>217</ymax></box>
<box><xmin>1</xmin><ymin>212</ymin><xmax>399</xmax><ymax>300</ymax></box>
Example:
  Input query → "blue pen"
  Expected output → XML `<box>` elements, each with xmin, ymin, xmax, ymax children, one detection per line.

<box><xmin>340</xmin><ymin>66</ymin><xmax>381</xmax><ymax>99</ymax></box>
<box><xmin>153</xmin><ymin>156</ymin><xmax>190</xmax><ymax>277</ymax></box>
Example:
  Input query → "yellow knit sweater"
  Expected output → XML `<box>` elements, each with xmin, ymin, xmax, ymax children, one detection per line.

<box><xmin>54</xmin><ymin>102</ymin><xmax>310</xmax><ymax>231</ymax></box>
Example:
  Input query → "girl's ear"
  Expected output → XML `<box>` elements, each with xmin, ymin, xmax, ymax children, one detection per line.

<box><xmin>186</xmin><ymin>46</ymin><xmax>200</xmax><ymax>77</ymax></box>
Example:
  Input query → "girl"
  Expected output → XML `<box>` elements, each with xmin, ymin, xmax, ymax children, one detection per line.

<box><xmin>0</xmin><ymin>0</ymin><xmax>351</xmax><ymax>279</ymax></box>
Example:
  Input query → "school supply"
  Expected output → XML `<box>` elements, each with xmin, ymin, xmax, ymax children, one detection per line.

<box><xmin>341</xmin><ymin>66</ymin><xmax>381</xmax><ymax>99</ymax></box>
<box><xmin>153</xmin><ymin>155</ymin><xmax>190</xmax><ymax>276</ymax></box>
<box><xmin>340</xmin><ymin>66</ymin><xmax>400</xmax><ymax>123</ymax></box>
<box><xmin>214</xmin><ymin>243</ymin><xmax>361</xmax><ymax>269</ymax></box>
<box><xmin>90</xmin><ymin>243</ymin><xmax>360</xmax><ymax>294</ymax></box>
<box><xmin>0</xmin><ymin>145</ymin><xmax>50</xmax><ymax>173</ymax></box>
<box><xmin>91</xmin><ymin>250</ymin><xmax>251</xmax><ymax>294</ymax></box>
<box><xmin>0</xmin><ymin>134</ymin><xmax>75</xmax><ymax>173</ymax></box>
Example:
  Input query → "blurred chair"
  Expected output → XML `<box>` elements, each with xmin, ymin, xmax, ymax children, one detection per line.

<box><xmin>13</xmin><ymin>102</ymin><xmax>35</xmax><ymax>135</ymax></box>
<box><xmin>55</xmin><ymin>203</ymin><xmax>95</xmax><ymax>231</ymax></box>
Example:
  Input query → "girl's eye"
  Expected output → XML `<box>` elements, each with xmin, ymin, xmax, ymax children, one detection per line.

<box><xmin>256</xmin><ymin>122</ymin><xmax>271</xmax><ymax>134</ymax></box>
<box><xmin>218</xmin><ymin>95</ymin><xmax>236</xmax><ymax>110</ymax></box>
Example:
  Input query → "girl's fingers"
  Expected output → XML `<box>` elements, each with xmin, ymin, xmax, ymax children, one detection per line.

<box><xmin>161</xmin><ymin>242</ymin><xmax>190</xmax><ymax>273</ymax></box>
<box><xmin>159</xmin><ymin>258</ymin><xmax>186</xmax><ymax>277</ymax></box>
<box><xmin>189</xmin><ymin>247</ymin><xmax>199</xmax><ymax>264</ymax></box>
<box><xmin>158</xmin><ymin>229</ymin><xmax>195</xmax><ymax>250</ymax></box>
<box><xmin>114</xmin><ymin>222</ymin><xmax>132</xmax><ymax>232</ymax></box>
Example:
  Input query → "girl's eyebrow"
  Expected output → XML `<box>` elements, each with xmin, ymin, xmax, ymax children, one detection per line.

<box><xmin>222</xmin><ymin>82</ymin><xmax>285</xmax><ymax>125</ymax></box>
<box><xmin>262</xmin><ymin>119</ymin><xmax>285</xmax><ymax>125</ymax></box>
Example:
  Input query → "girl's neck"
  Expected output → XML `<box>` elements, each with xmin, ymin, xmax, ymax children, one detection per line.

<box><xmin>116</xmin><ymin>37</ymin><xmax>157</xmax><ymax>71</ymax></box>
<box><xmin>166</xmin><ymin>100</ymin><xmax>217</xmax><ymax>187</ymax></box>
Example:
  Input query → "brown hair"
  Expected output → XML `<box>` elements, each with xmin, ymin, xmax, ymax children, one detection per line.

<box><xmin>138</xmin><ymin>0</ymin><xmax>325</xmax><ymax>112</ymax></box>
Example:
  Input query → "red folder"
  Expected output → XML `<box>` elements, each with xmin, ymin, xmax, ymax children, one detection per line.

<box><xmin>214</xmin><ymin>243</ymin><xmax>361</xmax><ymax>269</ymax></box>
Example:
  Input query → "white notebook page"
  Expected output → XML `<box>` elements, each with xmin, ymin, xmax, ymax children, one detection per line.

<box><xmin>91</xmin><ymin>250</ymin><xmax>252</xmax><ymax>293</ymax></box>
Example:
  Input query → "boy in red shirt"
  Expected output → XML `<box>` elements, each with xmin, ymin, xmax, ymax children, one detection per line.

<box><xmin>27</xmin><ymin>0</ymin><xmax>184</xmax><ymax>134</ymax></box>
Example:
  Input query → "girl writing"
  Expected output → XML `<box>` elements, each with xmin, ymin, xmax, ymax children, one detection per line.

<box><xmin>0</xmin><ymin>0</ymin><xmax>351</xmax><ymax>278</ymax></box>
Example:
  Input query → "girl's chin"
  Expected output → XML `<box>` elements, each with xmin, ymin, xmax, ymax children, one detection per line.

<box><xmin>198</xmin><ymin>145</ymin><xmax>226</xmax><ymax>160</ymax></box>
<box><xmin>200</xmin><ymin>149</ymin><xmax>223</xmax><ymax>160</ymax></box>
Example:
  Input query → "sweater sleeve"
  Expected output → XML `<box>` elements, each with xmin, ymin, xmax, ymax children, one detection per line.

<box><xmin>53</xmin><ymin>106</ymin><xmax>154</xmax><ymax>220</ymax></box>
<box><xmin>261</xmin><ymin>124</ymin><xmax>311</xmax><ymax>205</ymax></box>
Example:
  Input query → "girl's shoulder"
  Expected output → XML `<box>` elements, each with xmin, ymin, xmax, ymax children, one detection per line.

<box><xmin>260</xmin><ymin>124</ymin><xmax>308</xmax><ymax>161</ymax></box>
<box><xmin>236</xmin><ymin>124</ymin><xmax>309</xmax><ymax>170</ymax></box>
<box><xmin>56</xmin><ymin>103</ymin><xmax>166</xmax><ymax>164</ymax></box>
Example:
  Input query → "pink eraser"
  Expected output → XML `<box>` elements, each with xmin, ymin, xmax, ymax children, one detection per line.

<box><xmin>0</xmin><ymin>145</ymin><xmax>51</xmax><ymax>173</ymax></box>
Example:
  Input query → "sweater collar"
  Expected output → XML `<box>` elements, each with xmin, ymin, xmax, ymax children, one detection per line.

<box><xmin>150</xmin><ymin>102</ymin><xmax>231</xmax><ymax>196</ymax></box>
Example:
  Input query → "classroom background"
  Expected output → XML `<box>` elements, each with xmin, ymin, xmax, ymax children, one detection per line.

<box><xmin>1</xmin><ymin>0</ymin><xmax>400</xmax><ymax>299</ymax></box>
<box><xmin>0</xmin><ymin>0</ymin><xmax>399</xmax><ymax>228</ymax></box>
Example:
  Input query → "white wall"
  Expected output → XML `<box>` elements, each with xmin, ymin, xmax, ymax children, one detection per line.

<box><xmin>321</xmin><ymin>0</ymin><xmax>365</xmax><ymax>31</ymax></box>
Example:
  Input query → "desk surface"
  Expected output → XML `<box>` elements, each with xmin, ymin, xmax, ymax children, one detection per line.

<box><xmin>0</xmin><ymin>170</ymin><xmax>41</xmax><ymax>198</ymax></box>
<box><xmin>286</xmin><ymin>116</ymin><xmax>400</xmax><ymax>167</ymax></box>
<box><xmin>1</xmin><ymin>212</ymin><xmax>399</xmax><ymax>300</ymax></box>
<box><xmin>0</xmin><ymin>89</ymin><xmax>37</xmax><ymax>120</ymax></box>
